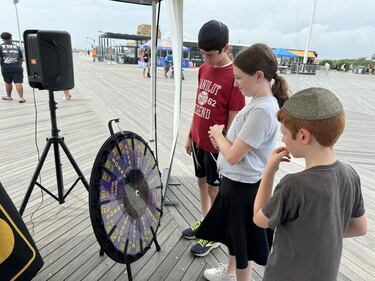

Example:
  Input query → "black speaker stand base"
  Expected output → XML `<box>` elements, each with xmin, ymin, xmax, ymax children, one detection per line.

<box><xmin>19</xmin><ymin>90</ymin><xmax>89</xmax><ymax>216</ymax></box>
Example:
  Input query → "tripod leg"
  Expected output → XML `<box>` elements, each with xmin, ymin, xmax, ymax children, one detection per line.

<box><xmin>150</xmin><ymin>226</ymin><xmax>161</xmax><ymax>251</ymax></box>
<box><xmin>52</xmin><ymin>140</ymin><xmax>65</xmax><ymax>203</ymax></box>
<box><xmin>99</xmin><ymin>248</ymin><xmax>105</xmax><ymax>256</ymax></box>
<box><xmin>19</xmin><ymin>140</ymin><xmax>52</xmax><ymax>216</ymax></box>
<box><xmin>59</xmin><ymin>140</ymin><xmax>89</xmax><ymax>190</ymax></box>
<box><xmin>126</xmin><ymin>263</ymin><xmax>133</xmax><ymax>281</ymax></box>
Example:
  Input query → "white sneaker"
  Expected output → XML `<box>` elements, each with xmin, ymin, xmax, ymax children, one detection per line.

<box><xmin>203</xmin><ymin>264</ymin><xmax>236</xmax><ymax>281</ymax></box>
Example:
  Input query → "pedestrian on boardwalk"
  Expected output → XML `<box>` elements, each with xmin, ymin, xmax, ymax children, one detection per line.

<box><xmin>197</xmin><ymin>43</ymin><xmax>289</xmax><ymax>281</ymax></box>
<box><xmin>92</xmin><ymin>48</ymin><xmax>97</xmax><ymax>62</ymax></box>
<box><xmin>63</xmin><ymin>90</ymin><xmax>72</xmax><ymax>100</ymax></box>
<box><xmin>164</xmin><ymin>51</ymin><xmax>173</xmax><ymax>78</ymax></box>
<box><xmin>324</xmin><ymin>62</ymin><xmax>330</xmax><ymax>75</ymax></box>
<box><xmin>182</xmin><ymin>20</ymin><xmax>245</xmax><ymax>258</ymax></box>
<box><xmin>0</xmin><ymin>32</ymin><xmax>25</xmax><ymax>103</ymax></box>
<box><xmin>141</xmin><ymin>49</ymin><xmax>151</xmax><ymax>78</ymax></box>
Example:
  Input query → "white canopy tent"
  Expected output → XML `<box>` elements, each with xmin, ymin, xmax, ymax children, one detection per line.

<box><xmin>111</xmin><ymin>0</ymin><xmax>184</xmax><ymax>196</ymax></box>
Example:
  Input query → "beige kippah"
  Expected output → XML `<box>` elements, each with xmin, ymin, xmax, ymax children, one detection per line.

<box><xmin>283</xmin><ymin>87</ymin><xmax>343</xmax><ymax>120</ymax></box>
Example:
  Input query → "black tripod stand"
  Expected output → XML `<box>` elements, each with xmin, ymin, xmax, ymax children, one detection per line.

<box><xmin>19</xmin><ymin>90</ymin><xmax>89</xmax><ymax>216</ymax></box>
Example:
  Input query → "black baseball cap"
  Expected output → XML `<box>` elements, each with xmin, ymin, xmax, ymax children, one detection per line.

<box><xmin>198</xmin><ymin>20</ymin><xmax>228</xmax><ymax>52</ymax></box>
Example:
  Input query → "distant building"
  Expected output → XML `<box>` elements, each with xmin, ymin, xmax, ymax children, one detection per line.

<box><xmin>137</xmin><ymin>24</ymin><xmax>161</xmax><ymax>39</ymax></box>
<box><xmin>287</xmin><ymin>49</ymin><xmax>318</xmax><ymax>64</ymax></box>
<box><xmin>183</xmin><ymin>40</ymin><xmax>318</xmax><ymax>67</ymax></box>
<box><xmin>183</xmin><ymin>40</ymin><xmax>249</xmax><ymax>67</ymax></box>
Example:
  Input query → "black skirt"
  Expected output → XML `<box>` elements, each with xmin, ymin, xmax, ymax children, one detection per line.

<box><xmin>196</xmin><ymin>176</ymin><xmax>271</xmax><ymax>269</ymax></box>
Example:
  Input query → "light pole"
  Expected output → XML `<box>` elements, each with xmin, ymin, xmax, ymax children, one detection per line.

<box><xmin>86</xmin><ymin>37</ymin><xmax>95</xmax><ymax>49</ymax></box>
<box><xmin>98</xmin><ymin>31</ymin><xmax>106</xmax><ymax>61</ymax></box>
<box><xmin>303</xmin><ymin>0</ymin><xmax>317</xmax><ymax>64</ymax></box>
<box><xmin>13</xmin><ymin>0</ymin><xmax>23</xmax><ymax>52</ymax></box>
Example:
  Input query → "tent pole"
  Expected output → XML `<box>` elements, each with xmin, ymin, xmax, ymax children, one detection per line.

<box><xmin>150</xmin><ymin>0</ymin><xmax>158</xmax><ymax>159</ymax></box>
<box><xmin>162</xmin><ymin>0</ymin><xmax>183</xmax><ymax>199</ymax></box>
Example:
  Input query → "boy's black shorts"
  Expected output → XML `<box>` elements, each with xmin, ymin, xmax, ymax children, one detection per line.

<box><xmin>192</xmin><ymin>143</ymin><xmax>220</xmax><ymax>186</ymax></box>
<box><xmin>2</xmin><ymin>70</ymin><xmax>23</xmax><ymax>84</ymax></box>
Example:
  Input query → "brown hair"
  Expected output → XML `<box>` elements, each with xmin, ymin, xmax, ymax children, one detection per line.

<box><xmin>1</xmin><ymin>32</ymin><xmax>12</xmax><ymax>41</ymax></box>
<box><xmin>233</xmin><ymin>43</ymin><xmax>289</xmax><ymax>108</ymax></box>
<box><xmin>277</xmin><ymin>109</ymin><xmax>345</xmax><ymax>146</ymax></box>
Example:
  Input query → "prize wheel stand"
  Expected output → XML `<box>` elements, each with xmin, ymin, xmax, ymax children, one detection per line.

<box><xmin>89</xmin><ymin>119</ymin><xmax>163</xmax><ymax>281</ymax></box>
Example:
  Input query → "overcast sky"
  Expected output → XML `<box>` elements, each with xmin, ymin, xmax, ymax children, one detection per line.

<box><xmin>1</xmin><ymin>0</ymin><xmax>374</xmax><ymax>59</ymax></box>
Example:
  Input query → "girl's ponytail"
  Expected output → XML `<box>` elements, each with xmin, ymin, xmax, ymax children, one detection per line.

<box><xmin>271</xmin><ymin>74</ymin><xmax>289</xmax><ymax>108</ymax></box>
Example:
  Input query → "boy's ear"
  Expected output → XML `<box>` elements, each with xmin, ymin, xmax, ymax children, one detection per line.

<box><xmin>299</xmin><ymin>128</ymin><xmax>311</xmax><ymax>144</ymax></box>
<box><xmin>222</xmin><ymin>44</ymin><xmax>229</xmax><ymax>53</ymax></box>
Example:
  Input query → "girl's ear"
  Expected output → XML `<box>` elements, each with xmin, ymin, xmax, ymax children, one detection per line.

<box><xmin>256</xmin><ymin>70</ymin><xmax>265</xmax><ymax>81</ymax></box>
<box><xmin>299</xmin><ymin>128</ymin><xmax>311</xmax><ymax>144</ymax></box>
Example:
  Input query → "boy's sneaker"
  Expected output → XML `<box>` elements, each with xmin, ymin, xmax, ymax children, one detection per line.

<box><xmin>190</xmin><ymin>239</ymin><xmax>220</xmax><ymax>257</ymax></box>
<box><xmin>204</xmin><ymin>264</ymin><xmax>236</xmax><ymax>281</ymax></box>
<box><xmin>181</xmin><ymin>220</ymin><xmax>201</xmax><ymax>239</ymax></box>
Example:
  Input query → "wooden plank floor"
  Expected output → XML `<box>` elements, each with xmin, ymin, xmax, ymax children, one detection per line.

<box><xmin>0</xmin><ymin>54</ymin><xmax>374</xmax><ymax>280</ymax></box>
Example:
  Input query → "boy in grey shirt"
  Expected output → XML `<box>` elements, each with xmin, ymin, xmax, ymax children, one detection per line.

<box><xmin>253</xmin><ymin>87</ymin><xmax>367</xmax><ymax>281</ymax></box>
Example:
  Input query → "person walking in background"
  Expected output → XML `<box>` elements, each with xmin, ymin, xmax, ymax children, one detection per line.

<box><xmin>63</xmin><ymin>90</ymin><xmax>72</xmax><ymax>100</ymax></box>
<box><xmin>164</xmin><ymin>51</ymin><xmax>173</xmax><ymax>78</ymax></box>
<box><xmin>140</xmin><ymin>50</ymin><xmax>151</xmax><ymax>78</ymax></box>
<box><xmin>324</xmin><ymin>62</ymin><xmax>330</xmax><ymax>75</ymax></box>
<box><xmin>197</xmin><ymin>43</ymin><xmax>289</xmax><ymax>281</ymax></box>
<box><xmin>144</xmin><ymin>49</ymin><xmax>151</xmax><ymax>78</ymax></box>
<box><xmin>92</xmin><ymin>48</ymin><xmax>97</xmax><ymax>62</ymax></box>
<box><xmin>253</xmin><ymin>87</ymin><xmax>367</xmax><ymax>281</ymax></box>
<box><xmin>0</xmin><ymin>32</ymin><xmax>25</xmax><ymax>103</ymax></box>
<box><xmin>182</xmin><ymin>20</ymin><xmax>245</xmax><ymax>257</ymax></box>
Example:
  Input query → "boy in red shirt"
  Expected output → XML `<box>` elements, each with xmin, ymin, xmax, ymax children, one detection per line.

<box><xmin>182</xmin><ymin>20</ymin><xmax>245</xmax><ymax>256</ymax></box>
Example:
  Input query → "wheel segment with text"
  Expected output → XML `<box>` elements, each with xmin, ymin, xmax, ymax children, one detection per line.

<box><xmin>89</xmin><ymin>131</ymin><xmax>162</xmax><ymax>263</ymax></box>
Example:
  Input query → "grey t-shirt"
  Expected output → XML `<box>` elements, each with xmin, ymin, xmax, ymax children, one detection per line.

<box><xmin>262</xmin><ymin>161</ymin><xmax>365</xmax><ymax>281</ymax></box>
<box><xmin>217</xmin><ymin>96</ymin><xmax>279</xmax><ymax>183</ymax></box>
<box><xmin>0</xmin><ymin>43</ymin><xmax>23</xmax><ymax>72</ymax></box>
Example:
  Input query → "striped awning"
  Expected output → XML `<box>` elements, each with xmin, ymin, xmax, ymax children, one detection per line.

<box><xmin>289</xmin><ymin>50</ymin><xmax>316</xmax><ymax>58</ymax></box>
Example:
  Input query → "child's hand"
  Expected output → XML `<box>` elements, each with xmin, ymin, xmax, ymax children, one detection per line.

<box><xmin>208</xmin><ymin>124</ymin><xmax>225</xmax><ymax>139</ymax></box>
<box><xmin>266</xmin><ymin>146</ymin><xmax>291</xmax><ymax>173</ymax></box>
<box><xmin>209</xmin><ymin>134</ymin><xmax>219</xmax><ymax>150</ymax></box>
<box><xmin>185</xmin><ymin>136</ymin><xmax>193</xmax><ymax>155</ymax></box>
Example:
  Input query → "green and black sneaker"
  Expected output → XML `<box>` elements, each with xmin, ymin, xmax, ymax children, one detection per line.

<box><xmin>181</xmin><ymin>220</ymin><xmax>201</xmax><ymax>239</ymax></box>
<box><xmin>190</xmin><ymin>239</ymin><xmax>220</xmax><ymax>257</ymax></box>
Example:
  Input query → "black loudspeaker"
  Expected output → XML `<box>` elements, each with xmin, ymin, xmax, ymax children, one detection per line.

<box><xmin>23</xmin><ymin>30</ymin><xmax>74</xmax><ymax>91</ymax></box>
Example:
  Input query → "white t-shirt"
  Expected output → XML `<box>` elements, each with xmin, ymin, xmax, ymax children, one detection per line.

<box><xmin>217</xmin><ymin>95</ymin><xmax>279</xmax><ymax>183</ymax></box>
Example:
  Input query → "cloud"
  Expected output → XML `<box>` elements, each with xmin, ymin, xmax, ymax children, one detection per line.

<box><xmin>1</xmin><ymin>0</ymin><xmax>374</xmax><ymax>59</ymax></box>
<box><xmin>312</xmin><ymin>25</ymin><xmax>375</xmax><ymax>59</ymax></box>
<box><xmin>228</xmin><ymin>23</ymin><xmax>375</xmax><ymax>59</ymax></box>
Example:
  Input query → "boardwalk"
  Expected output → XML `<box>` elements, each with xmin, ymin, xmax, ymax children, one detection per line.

<box><xmin>0</xmin><ymin>54</ymin><xmax>374</xmax><ymax>280</ymax></box>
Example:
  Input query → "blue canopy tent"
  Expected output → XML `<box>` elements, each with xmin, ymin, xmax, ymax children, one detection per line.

<box><xmin>272</xmin><ymin>48</ymin><xmax>298</xmax><ymax>58</ymax></box>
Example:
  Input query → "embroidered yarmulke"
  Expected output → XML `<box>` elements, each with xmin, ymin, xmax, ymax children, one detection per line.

<box><xmin>282</xmin><ymin>87</ymin><xmax>343</xmax><ymax>120</ymax></box>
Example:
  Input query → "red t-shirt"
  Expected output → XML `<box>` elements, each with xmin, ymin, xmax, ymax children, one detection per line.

<box><xmin>191</xmin><ymin>63</ymin><xmax>245</xmax><ymax>152</ymax></box>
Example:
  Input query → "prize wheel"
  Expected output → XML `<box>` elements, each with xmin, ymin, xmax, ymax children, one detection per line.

<box><xmin>89</xmin><ymin>131</ymin><xmax>163</xmax><ymax>264</ymax></box>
